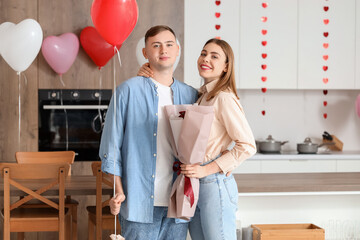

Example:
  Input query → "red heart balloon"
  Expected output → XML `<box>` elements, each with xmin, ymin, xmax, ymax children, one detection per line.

<box><xmin>323</xmin><ymin>55</ymin><xmax>328</xmax><ymax>61</ymax></box>
<box><xmin>324</xmin><ymin>19</ymin><xmax>329</xmax><ymax>25</ymax></box>
<box><xmin>261</xmin><ymin>16</ymin><xmax>268</xmax><ymax>22</ymax></box>
<box><xmin>323</xmin><ymin>101</ymin><xmax>328</xmax><ymax>106</ymax></box>
<box><xmin>262</xmin><ymin>41</ymin><xmax>267</xmax><ymax>46</ymax></box>
<box><xmin>80</xmin><ymin>27</ymin><xmax>121</xmax><ymax>69</ymax></box>
<box><xmin>215</xmin><ymin>12</ymin><xmax>221</xmax><ymax>18</ymax></box>
<box><xmin>261</xmin><ymin>87</ymin><xmax>267</xmax><ymax>93</ymax></box>
<box><xmin>215</xmin><ymin>25</ymin><xmax>221</xmax><ymax>30</ymax></box>
<box><xmin>323</xmin><ymin>32</ymin><xmax>329</xmax><ymax>37</ymax></box>
<box><xmin>91</xmin><ymin>0</ymin><xmax>138</xmax><ymax>46</ymax></box>
<box><xmin>323</xmin><ymin>43</ymin><xmax>329</xmax><ymax>48</ymax></box>
<box><xmin>323</xmin><ymin>113</ymin><xmax>328</xmax><ymax>119</ymax></box>
<box><xmin>323</xmin><ymin>66</ymin><xmax>328</xmax><ymax>71</ymax></box>
<box><xmin>215</xmin><ymin>0</ymin><xmax>221</xmax><ymax>5</ymax></box>
<box><xmin>262</xmin><ymin>29</ymin><xmax>267</xmax><ymax>35</ymax></box>
<box><xmin>215</xmin><ymin>36</ymin><xmax>221</xmax><ymax>40</ymax></box>
<box><xmin>262</xmin><ymin>110</ymin><xmax>266</xmax><ymax>116</ymax></box>
<box><xmin>262</xmin><ymin>53</ymin><xmax>267</xmax><ymax>59</ymax></box>
<box><xmin>324</xmin><ymin>6</ymin><xmax>329</xmax><ymax>11</ymax></box>
<box><xmin>261</xmin><ymin>64</ymin><xmax>267</xmax><ymax>70</ymax></box>
<box><xmin>323</xmin><ymin>78</ymin><xmax>329</xmax><ymax>84</ymax></box>
<box><xmin>262</xmin><ymin>3</ymin><xmax>268</xmax><ymax>8</ymax></box>
<box><xmin>261</xmin><ymin>76</ymin><xmax>267</xmax><ymax>82</ymax></box>
<box><xmin>323</xmin><ymin>90</ymin><xmax>328</xmax><ymax>95</ymax></box>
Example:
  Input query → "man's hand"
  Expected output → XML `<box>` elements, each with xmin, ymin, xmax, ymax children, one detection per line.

<box><xmin>109</xmin><ymin>193</ymin><xmax>126</xmax><ymax>216</ymax></box>
<box><xmin>137</xmin><ymin>63</ymin><xmax>154</xmax><ymax>78</ymax></box>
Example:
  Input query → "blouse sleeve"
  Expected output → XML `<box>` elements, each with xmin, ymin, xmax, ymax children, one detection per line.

<box><xmin>214</xmin><ymin>93</ymin><xmax>257</xmax><ymax>173</ymax></box>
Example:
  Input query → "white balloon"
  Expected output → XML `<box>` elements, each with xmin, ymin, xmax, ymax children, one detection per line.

<box><xmin>1</xmin><ymin>19</ymin><xmax>43</xmax><ymax>73</ymax></box>
<box><xmin>135</xmin><ymin>37</ymin><xmax>181</xmax><ymax>71</ymax></box>
<box><xmin>0</xmin><ymin>22</ymin><xmax>15</xmax><ymax>56</ymax></box>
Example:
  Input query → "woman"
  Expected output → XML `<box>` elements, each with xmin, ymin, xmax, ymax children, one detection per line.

<box><xmin>139</xmin><ymin>38</ymin><xmax>256</xmax><ymax>240</ymax></box>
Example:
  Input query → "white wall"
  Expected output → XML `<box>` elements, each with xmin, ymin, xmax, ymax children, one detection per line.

<box><xmin>238</xmin><ymin>89</ymin><xmax>360</xmax><ymax>151</ymax></box>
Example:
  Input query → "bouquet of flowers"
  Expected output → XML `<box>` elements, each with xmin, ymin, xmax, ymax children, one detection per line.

<box><xmin>164</xmin><ymin>104</ymin><xmax>214</xmax><ymax>220</ymax></box>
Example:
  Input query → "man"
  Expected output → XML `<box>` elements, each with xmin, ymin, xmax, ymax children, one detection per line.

<box><xmin>99</xmin><ymin>25</ymin><xmax>198</xmax><ymax>240</ymax></box>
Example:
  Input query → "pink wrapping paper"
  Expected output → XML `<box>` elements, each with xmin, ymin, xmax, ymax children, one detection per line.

<box><xmin>164</xmin><ymin>104</ymin><xmax>214</xmax><ymax>220</ymax></box>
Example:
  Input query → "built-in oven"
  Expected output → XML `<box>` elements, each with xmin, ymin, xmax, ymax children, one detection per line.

<box><xmin>38</xmin><ymin>89</ymin><xmax>112</xmax><ymax>161</ymax></box>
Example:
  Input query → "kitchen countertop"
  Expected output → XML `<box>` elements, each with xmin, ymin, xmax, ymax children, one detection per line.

<box><xmin>234</xmin><ymin>172</ymin><xmax>360</xmax><ymax>196</ymax></box>
<box><xmin>249</xmin><ymin>150</ymin><xmax>360</xmax><ymax>160</ymax></box>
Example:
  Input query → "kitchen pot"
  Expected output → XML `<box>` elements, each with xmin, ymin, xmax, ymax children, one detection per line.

<box><xmin>297</xmin><ymin>137</ymin><xmax>334</xmax><ymax>154</ymax></box>
<box><xmin>258</xmin><ymin>135</ymin><xmax>288</xmax><ymax>153</ymax></box>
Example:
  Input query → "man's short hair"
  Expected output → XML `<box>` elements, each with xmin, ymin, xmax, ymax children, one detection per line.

<box><xmin>144</xmin><ymin>25</ymin><xmax>176</xmax><ymax>44</ymax></box>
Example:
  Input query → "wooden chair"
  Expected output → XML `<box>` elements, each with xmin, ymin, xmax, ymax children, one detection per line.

<box><xmin>0</xmin><ymin>163</ymin><xmax>70</xmax><ymax>240</ymax></box>
<box><xmin>86</xmin><ymin>162</ymin><xmax>121</xmax><ymax>240</ymax></box>
<box><xmin>15</xmin><ymin>151</ymin><xmax>78</xmax><ymax>240</ymax></box>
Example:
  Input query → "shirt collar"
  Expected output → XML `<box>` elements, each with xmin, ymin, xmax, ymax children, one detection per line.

<box><xmin>200</xmin><ymin>79</ymin><xmax>219</xmax><ymax>94</ymax></box>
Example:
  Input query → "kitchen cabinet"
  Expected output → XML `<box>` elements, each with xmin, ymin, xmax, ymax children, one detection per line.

<box><xmin>238</xmin><ymin>0</ymin><xmax>298</xmax><ymax>89</ymax></box>
<box><xmin>336</xmin><ymin>160</ymin><xmax>360</xmax><ymax>172</ymax></box>
<box><xmin>298</xmin><ymin>0</ymin><xmax>356</xmax><ymax>89</ymax></box>
<box><xmin>260</xmin><ymin>159</ymin><xmax>337</xmax><ymax>173</ymax></box>
<box><xmin>184</xmin><ymin>0</ymin><xmax>240</xmax><ymax>89</ymax></box>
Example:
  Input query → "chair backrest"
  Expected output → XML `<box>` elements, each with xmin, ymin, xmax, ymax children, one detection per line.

<box><xmin>0</xmin><ymin>163</ymin><xmax>70</xmax><ymax>239</ymax></box>
<box><xmin>15</xmin><ymin>151</ymin><xmax>75</xmax><ymax>175</ymax></box>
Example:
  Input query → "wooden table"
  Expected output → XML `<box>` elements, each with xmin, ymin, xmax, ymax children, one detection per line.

<box><xmin>0</xmin><ymin>175</ymin><xmax>113</xmax><ymax>197</ymax></box>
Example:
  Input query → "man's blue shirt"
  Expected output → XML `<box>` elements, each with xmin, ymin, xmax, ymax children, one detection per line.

<box><xmin>99</xmin><ymin>76</ymin><xmax>198</xmax><ymax>223</ymax></box>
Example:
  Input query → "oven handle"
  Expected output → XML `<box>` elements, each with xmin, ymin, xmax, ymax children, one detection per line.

<box><xmin>43</xmin><ymin>105</ymin><xmax>108</xmax><ymax>110</ymax></box>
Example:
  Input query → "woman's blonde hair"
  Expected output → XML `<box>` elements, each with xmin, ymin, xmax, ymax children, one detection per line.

<box><xmin>200</xmin><ymin>38</ymin><xmax>239</xmax><ymax>101</ymax></box>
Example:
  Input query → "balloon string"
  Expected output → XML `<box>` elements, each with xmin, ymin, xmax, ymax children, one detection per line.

<box><xmin>113</xmin><ymin>47</ymin><xmax>117</xmax><ymax>235</ymax></box>
<box><xmin>59</xmin><ymin>74</ymin><xmax>66</xmax><ymax>87</ymax></box>
<box><xmin>98</xmin><ymin>68</ymin><xmax>103</xmax><ymax>126</ymax></box>
<box><xmin>60</xmin><ymin>89</ymin><xmax>69</xmax><ymax>150</ymax></box>
<box><xmin>18</xmin><ymin>72</ymin><xmax>21</xmax><ymax>149</ymax></box>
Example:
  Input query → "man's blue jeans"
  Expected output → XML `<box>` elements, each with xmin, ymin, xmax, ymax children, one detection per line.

<box><xmin>120</xmin><ymin>206</ymin><xmax>188</xmax><ymax>240</ymax></box>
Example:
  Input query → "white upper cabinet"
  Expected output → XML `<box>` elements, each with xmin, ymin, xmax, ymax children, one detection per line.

<box><xmin>239</xmin><ymin>0</ymin><xmax>298</xmax><ymax>89</ymax></box>
<box><xmin>184</xmin><ymin>0</ymin><xmax>240</xmax><ymax>89</ymax></box>
<box><xmin>298</xmin><ymin>0</ymin><xmax>356</xmax><ymax>89</ymax></box>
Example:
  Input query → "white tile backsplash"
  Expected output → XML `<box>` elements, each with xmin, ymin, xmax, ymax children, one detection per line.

<box><xmin>237</xmin><ymin>89</ymin><xmax>360</xmax><ymax>151</ymax></box>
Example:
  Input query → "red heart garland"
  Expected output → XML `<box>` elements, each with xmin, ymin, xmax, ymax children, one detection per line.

<box><xmin>262</xmin><ymin>41</ymin><xmax>267</xmax><ymax>46</ymax></box>
<box><xmin>323</xmin><ymin>113</ymin><xmax>328</xmax><ymax>119</ymax></box>
<box><xmin>324</xmin><ymin>19</ymin><xmax>329</xmax><ymax>25</ymax></box>
<box><xmin>323</xmin><ymin>78</ymin><xmax>329</xmax><ymax>84</ymax></box>
<box><xmin>323</xmin><ymin>55</ymin><xmax>328</xmax><ymax>61</ymax></box>
<box><xmin>323</xmin><ymin>43</ymin><xmax>329</xmax><ymax>48</ymax></box>
<box><xmin>323</xmin><ymin>66</ymin><xmax>328</xmax><ymax>71</ymax></box>
<box><xmin>324</xmin><ymin>6</ymin><xmax>329</xmax><ymax>11</ymax></box>
<box><xmin>261</xmin><ymin>16</ymin><xmax>268</xmax><ymax>22</ymax></box>
<box><xmin>261</xmin><ymin>76</ymin><xmax>267</xmax><ymax>82</ymax></box>
<box><xmin>261</xmin><ymin>64</ymin><xmax>267</xmax><ymax>70</ymax></box>
<box><xmin>262</xmin><ymin>53</ymin><xmax>267</xmax><ymax>59</ymax></box>
<box><xmin>215</xmin><ymin>12</ymin><xmax>221</xmax><ymax>18</ymax></box>
<box><xmin>262</xmin><ymin>110</ymin><xmax>266</xmax><ymax>116</ymax></box>
<box><xmin>323</xmin><ymin>101</ymin><xmax>328</xmax><ymax>106</ymax></box>
<box><xmin>323</xmin><ymin>32</ymin><xmax>329</xmax><ymax>37</ymax></box>
<box><xmin>262</xmin><ymin>29</ymin><xmax>267</xmax><ymax>35</ymax></box>
<box><xmin>215</xmin><ymin>25</ymin><xmax>221</xmax><ymax>30</ymax></box>
<box><xmin>323</xmin><ymin>90</ymin><xmax>328</xmax><ymax>95</ymax></box>
<box><xmin>262</xmin><ymin>2</ymin><xmax>268</xmax><ymax>8</ymax></box>
<box><xmin>80</xmin><ymin>26</ymin><xmax>122</xmax><ymax>69</ymax></box>
<box><xmin>215</xmin><ymin>0</ymin><xmax>221</xmax><ymax>5</ymax></box>
<box><xmin>261</xmin><ymin>87</ymin><xmax>267</xmax><ymax>93</ymax></box>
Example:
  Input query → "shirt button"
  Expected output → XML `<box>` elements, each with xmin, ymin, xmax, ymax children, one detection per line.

<box><xmin>104</xmin><ymin>154</ymin><xmax>107</xmax><ymax>158</ymax></box>
<box><xmin>154</xmin><ymin>133</ymin><xmax>157</xmax><ymax>136</ymax></box>
<box><xmin>155</xmin><ymin>113</ymin><xmax>158</xmax><ymax>116</ymax></box>
<box><xmin>151</xmin><ymin>195</ymin><xmax>154</xmax><ymax>198</ymax></box>
<box><xmin>152</xmin><ymin>175</ymin><xmax>155</xmax><ymax>178</ymax></box>
<box><xmin>153</xmin><ymin>153</ymin><xmax>156</xmax><ymax>157</ymax></box>
<box><xmin>156</xmin><ymin>94</ymin><xmax>159</xmax><ymax>97</ymax></box>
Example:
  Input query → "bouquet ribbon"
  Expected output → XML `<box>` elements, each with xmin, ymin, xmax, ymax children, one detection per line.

<box><xmin>173</xmin><ymin>160</ymin><xmax>195</xmax><ymax>207</ymax></box>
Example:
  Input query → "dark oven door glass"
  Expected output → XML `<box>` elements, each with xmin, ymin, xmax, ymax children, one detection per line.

<box><xmin>38</xmin><ymin>89</ymin><xmax>112</xmax><ymax>161</ymax></box>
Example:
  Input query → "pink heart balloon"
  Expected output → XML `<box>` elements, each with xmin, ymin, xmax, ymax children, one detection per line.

<box><xmin>41</xmin><ymin>33</ymin><xmax>79</xmax><ymax>75</ymax></box>
<box><xmin>356</xmin><ymin>94</ymin><xmax>360</xmax><ymax>118</ymax></box>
